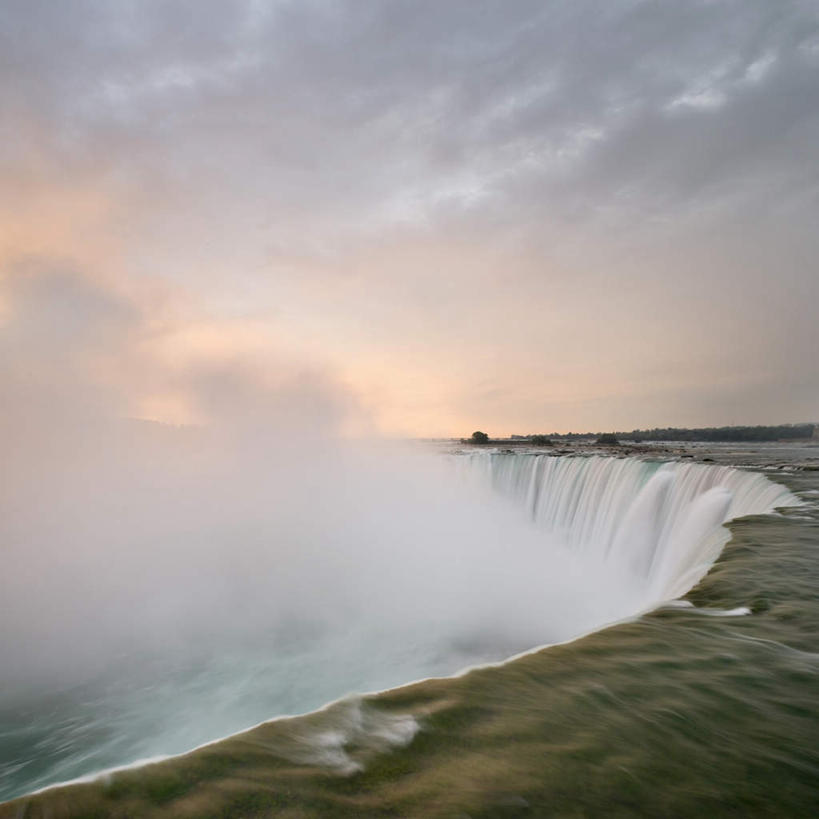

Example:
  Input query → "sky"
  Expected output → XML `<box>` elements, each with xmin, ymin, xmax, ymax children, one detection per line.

<box><xmin>1</xmin><ymin>0</ymin><xmax>818</xmax><ymax>437</ymax></box>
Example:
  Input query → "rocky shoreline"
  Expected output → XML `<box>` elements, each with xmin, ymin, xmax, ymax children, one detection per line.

<box><xmin>445</xmin><ymin>438</ymin><xmax>819</xmax><ymax>472</ymax></box>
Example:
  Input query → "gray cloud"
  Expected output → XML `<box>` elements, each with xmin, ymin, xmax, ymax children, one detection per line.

<box><xmin>6</xmin><ymin>2</ymin><xmax>815</xmax><ymax>228</ymax></box>
<box><xmin>1</xmin><ymin>0</ymin><xmax>817</xmax><ymax>431</ymax></box>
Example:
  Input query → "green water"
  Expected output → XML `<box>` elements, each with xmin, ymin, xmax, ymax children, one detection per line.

<box><xmin>2</xmin><ymin>445</ymin><xmax>818</xmax><ymax>817</ymax></box>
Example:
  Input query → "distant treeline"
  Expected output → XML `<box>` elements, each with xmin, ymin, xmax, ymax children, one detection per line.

<box><xmin>525</xmin><ymin>424</ymin><xmax>815</xmax><ymax>442</ymax></box>
<box><xmin>620</xmin><ymin>424</ymin><xmax>815</xmax><ymax>442</ymax></box>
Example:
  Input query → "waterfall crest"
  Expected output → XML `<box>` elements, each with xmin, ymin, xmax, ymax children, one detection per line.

<box><xmin>459</xmin><ymin>453</ymin><xmax>798</xmax><ymax>603</ymax></box>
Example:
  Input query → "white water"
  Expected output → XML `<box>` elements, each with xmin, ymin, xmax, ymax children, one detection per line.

<box><xmin>459</xmin><ymin>452</ymin><xmax>797</xmax><ymax>602</ymax></box>
<box><xmin>0</xmin><ymin>448</ymin><xmax>799</xmax><ymax>801</ymax></box>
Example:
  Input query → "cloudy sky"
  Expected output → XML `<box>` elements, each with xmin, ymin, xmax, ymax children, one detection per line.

<box><xmin>2</xmin><ymin>0</ymin><xmax>817</xmax><ymax>436</ymax></box>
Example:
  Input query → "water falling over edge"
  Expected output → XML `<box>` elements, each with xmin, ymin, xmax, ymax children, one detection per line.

<box><xmin>0</xmin><ymin>450</ymin><xmax>801</xmax><ymax>802</ymax></box>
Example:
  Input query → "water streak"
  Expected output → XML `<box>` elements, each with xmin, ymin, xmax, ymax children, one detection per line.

<box><xmin>458</xmin><ymin>453</ymin><xmax>798</xmax><ymax>603</ymax></box>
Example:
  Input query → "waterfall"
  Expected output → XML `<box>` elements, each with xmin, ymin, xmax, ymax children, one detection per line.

<box><xmin>457</xmin><ymin>453</ymin><xmax>798</xmax><ymax>603</ymax></box>
<box><xmin>0</xmin><ymin>447</ymin><xmax>803</xmax><ymax>802</ymax></box>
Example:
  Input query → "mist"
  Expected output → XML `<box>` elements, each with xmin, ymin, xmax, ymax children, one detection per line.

<box><xmin>0</xmin><ymin>266</ymin><xmax>625</xmax><ymax>697</ymax></box>
<box><xmin>1</xmin><ymin>376</ymin><xmax>649</xmax><ymax>800</ymax></box>
<box><xmin>1</xmin><ymin>415</ymin><xmax>629</xmax><ymax>692</ymax></box>
<box><xmin>0</xmin><ymin>265</ymin><xmax>797</xmax><ymax>799</ymax></box>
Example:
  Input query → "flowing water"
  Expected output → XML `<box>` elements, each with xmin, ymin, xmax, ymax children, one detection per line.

<box><xmin>1</xmin><ymin>442</ymin><xmax>817</xmax><ymax>815</ymax></box>
<box><xmin>457</xmin><ymin>452</ymin><xmax>796</xmax><ymax>602</ymax></box>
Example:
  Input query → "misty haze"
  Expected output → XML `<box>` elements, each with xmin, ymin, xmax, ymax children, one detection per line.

<box><xmin>1</xmin><ymin>1</ymin><xmax>818</xmax><ymax>817</ymax></box>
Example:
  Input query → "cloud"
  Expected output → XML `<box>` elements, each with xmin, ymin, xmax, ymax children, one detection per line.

<box><xmin>0</xmin><ymin>261</ymin><xmax>363</xmax><ymax>439</ymax></box>
<box><xmin>1</xmin><ymin>0</ymin><xmax>817</xmax><ymax>433</ymax></box>
<box><xmin>6</xmin><ymin>1</ymin><xmax>814</xmax><ymax>235</ymax></box>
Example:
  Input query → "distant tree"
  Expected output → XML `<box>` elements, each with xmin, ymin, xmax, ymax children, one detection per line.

<box><xmin>530</xmin><ymin>435</ymin><xmax>552</xmax><ymax>446</ymax></box>
<box><xmin>470</xmin><ymin>430</ymin><xmax>490</xmax><ymax>444</ymax></box>
<box><xmin>596</xmin><ymin>433</ymin><xmax>619</xmax><ymax>445</ymax></box>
